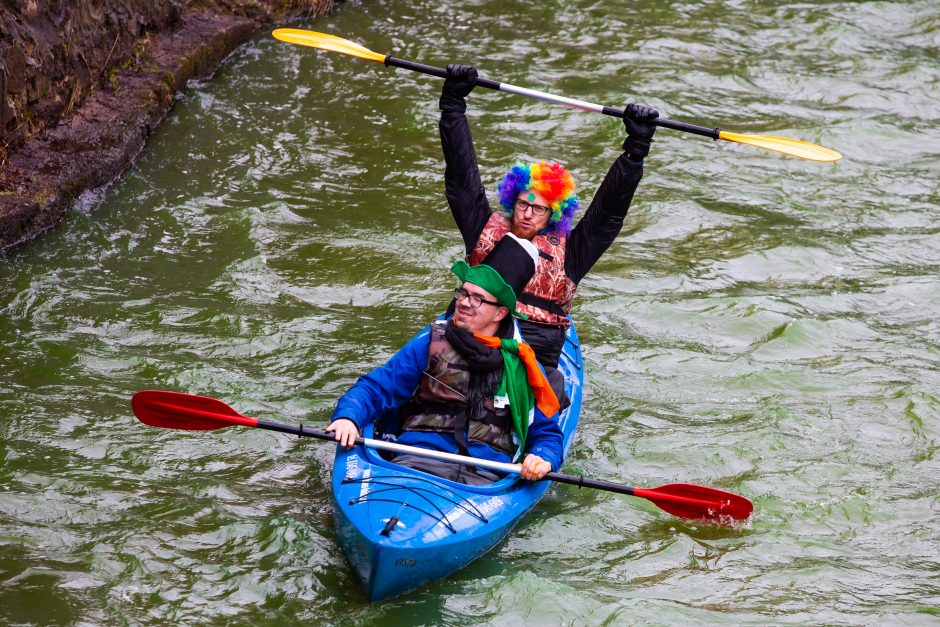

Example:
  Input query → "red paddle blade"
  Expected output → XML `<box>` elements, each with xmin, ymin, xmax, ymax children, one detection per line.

<box><xmin>132</xmin><ymin>390</ymin><xmax>258</xmax><ymax>431</ymax></box>
<box><xmin>635</xmin><ymin>483</ymin><xmax>753</xmax><ymax>521</ymax></box>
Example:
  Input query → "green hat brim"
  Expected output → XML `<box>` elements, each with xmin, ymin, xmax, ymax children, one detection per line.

<box><xmin>451</xmin><ymin>260</ymin><xmax>528</xmax><ymax>320</ymax></box>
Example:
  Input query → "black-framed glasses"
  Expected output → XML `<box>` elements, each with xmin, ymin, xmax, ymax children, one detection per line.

<box><xmin>454</xmin><ymin>287</ymin><xmax>501</xmax><ymax>309</ymax></box>
<box><xmin>514</xmin><ymin>198</ymin><xmax>552</xmax><ymax>217</ymax></box>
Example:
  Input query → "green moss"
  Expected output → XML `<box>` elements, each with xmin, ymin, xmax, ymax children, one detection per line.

<box><xmin>19</xmin><ymin>106</ymin><xmax>37</xmax><ymax>132</ymax></box>
<box><xmin>121</xmin><ymin>37</ymin><xmax>153</xmax><ymax>71</ymax></box>
<box><xmin>33</xmin><ymin>190</ymin><xmax>50</xmax><ymax>209</ymax></box>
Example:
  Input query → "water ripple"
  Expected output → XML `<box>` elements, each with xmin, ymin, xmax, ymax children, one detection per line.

<box><xmin>2</xmin><ymin>0</ymin><xmax>939</xmax><ymax>623</ymax></box>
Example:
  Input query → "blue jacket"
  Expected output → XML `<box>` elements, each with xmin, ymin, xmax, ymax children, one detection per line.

<box><xmin>331</xmin><ymin>321</ymin><xmax>564</xmax><ymax>471</ymax></box>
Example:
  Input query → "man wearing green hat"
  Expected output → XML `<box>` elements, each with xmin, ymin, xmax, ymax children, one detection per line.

<box><xmin>327</xmin><ymin>234</ymin><xmax>563</xmax><ymax>485</ymax></box>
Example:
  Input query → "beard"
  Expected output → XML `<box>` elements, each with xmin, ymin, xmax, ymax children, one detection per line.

<box><xmin>510</xmin><ymin>221</ymin><xmax>539</xmax><ymax>240</ymax></box>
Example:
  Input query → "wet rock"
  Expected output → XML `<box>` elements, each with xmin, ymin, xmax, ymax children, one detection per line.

<box><xmin>0</xmin><ymin>0</ymin><xmax>336</xmax><ymax>253</ymax></box>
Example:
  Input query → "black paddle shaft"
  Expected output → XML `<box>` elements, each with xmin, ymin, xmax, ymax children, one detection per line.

<box><xmin>384</xmin><ymin>56</ymin><xmax>720</xmax><ymax>140</ymax></box>
<box><xmin>255</xmin><ymin>416</ymin><xmax>623</xmax><ymax>491</ymax></box>
<box><xmin>257</xmin><ymin>414</ymin><xmax>632</xmax><ymax>495</ymax></box>
<box><xmin>251</xmin><ymin>414</ymin><xmax>729</xmax><ymax>511</ymax></box>
<box><xmin>545</xmin><ymin>471</ymin><xmax>636</xmax><ymax>496</ymax></box>
<box><xmin>256</xmin><ymin>418</ymin><xmax>335</xmax><ymax>441</ymax></box>
<box><xmin>385</xmin><ymin>56</ymin><xmax>501</xmax><ymax>89</ymax></box>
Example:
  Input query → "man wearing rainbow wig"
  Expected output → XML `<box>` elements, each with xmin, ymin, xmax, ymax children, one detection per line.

<box><xmin>439</xmin><ymin>64</ymin><xmax>659</xmax><ymax>372</ymax></box>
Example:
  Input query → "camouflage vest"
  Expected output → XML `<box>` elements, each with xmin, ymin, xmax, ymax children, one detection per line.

<box><xmin>402</xmin><ymin>321</ymin><xmax>515</xmax><ymax>456</ymax></box>
<box><xmin>469</xmin><ymin>213</ymin><xmax>575</xmax><ymax>328</ymax></box>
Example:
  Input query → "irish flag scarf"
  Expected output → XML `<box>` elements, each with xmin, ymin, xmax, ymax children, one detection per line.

<box><xmin>473</xmin><ymin>333</ymin><xmax>561</xmax><ymax>452</ymax></box>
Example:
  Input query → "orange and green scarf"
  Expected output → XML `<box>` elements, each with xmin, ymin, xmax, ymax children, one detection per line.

<box><xmin>473</xmin><ymin>334</ymin><xmax>560</xmax><ymax>453</ymax></box>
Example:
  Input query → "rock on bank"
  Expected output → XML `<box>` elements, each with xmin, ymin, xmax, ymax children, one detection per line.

<box><xmin>0</xmin><ymin>0</ymin><xmax>335</xmax><ymax>253</ymax></box>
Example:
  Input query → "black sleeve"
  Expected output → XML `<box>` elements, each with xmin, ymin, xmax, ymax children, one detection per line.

<box><xmin>564</xmin><ymin>153</ymin><xmax>644</xmax><ymax>285</ymax></box>
<box><xmin>439</xmin><ymin>109</ymin><xmax>493</xmax><ymax>256</ymax></box>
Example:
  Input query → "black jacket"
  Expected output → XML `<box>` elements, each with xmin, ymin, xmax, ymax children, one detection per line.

<box><xmin>439</xmin><ymin>108</ymin><xmax>645</xmax><ymax>286</ymax></box>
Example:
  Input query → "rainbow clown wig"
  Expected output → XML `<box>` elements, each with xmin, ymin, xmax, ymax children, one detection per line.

<box><xmin>496</xmin><ymin>161</ymin><xmax>580</xmax><ymax>236</ymax></box>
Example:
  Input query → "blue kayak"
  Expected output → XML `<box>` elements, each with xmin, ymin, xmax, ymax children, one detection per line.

<box><xmin>331</xmin><ymin>322</ymin><xmax>585</xmax><ymax>601</ymax></box>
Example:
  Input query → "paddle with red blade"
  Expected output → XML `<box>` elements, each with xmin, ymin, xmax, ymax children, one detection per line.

<box><xmin>132</xmin><ymin>390</ymin><xmax>753</xmax><ymax>522</ymax></box>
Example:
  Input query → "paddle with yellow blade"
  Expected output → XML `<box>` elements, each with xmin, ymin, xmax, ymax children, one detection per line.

<box><xmin>272</xmin><ymin>28</ymin><xmax>841</xmax><ymax>163</ymax></box>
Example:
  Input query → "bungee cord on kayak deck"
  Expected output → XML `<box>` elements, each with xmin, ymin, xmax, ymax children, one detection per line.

<box><xmin>343</xmin><ymin>475</ymin><xmax>490</xmax><ymax>534</ymax></box>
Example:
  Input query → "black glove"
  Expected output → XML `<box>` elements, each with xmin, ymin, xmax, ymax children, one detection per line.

<box><xmin>440</xmin><ymin>64</ymin><xmax>478</xmax><ymax>113</ymax></box>
<box><xmin>622</xmin><ymin>103</ymin><xmax>659</xmax><ymax>161</ymax></box>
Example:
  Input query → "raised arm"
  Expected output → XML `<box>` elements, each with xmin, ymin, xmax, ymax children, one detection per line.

<box><xmin>564</xmin><ymin>104</ymin><xmax>659</xmax><ymax>284</ymax></box>
<box><xmin>439</xmin><ymin>64</ymin><xmax>493</xmax><ymax>255</ymax></box>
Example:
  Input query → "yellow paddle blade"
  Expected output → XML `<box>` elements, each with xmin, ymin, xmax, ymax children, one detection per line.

<box><xmin>718</xmin><ymin>131</ymin><xmax>842</xmax><ymax>162</ymax></box>
<box><xmin>272</xmin><ymin>28</ymin><xmax>386</xmax><ymax>63</ymax></box>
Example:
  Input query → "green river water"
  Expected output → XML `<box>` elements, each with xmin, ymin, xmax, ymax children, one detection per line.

<box><xmin>2</xmin><ymin>0</ymin><xmax>939</xmax><ymax>624</ymax></box>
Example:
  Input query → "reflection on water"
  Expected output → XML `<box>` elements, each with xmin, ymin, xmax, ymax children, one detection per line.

<box><xmin>2</xmin><ymin>0</ymin><xmax>938</xmax><ymax>623</ymax></box>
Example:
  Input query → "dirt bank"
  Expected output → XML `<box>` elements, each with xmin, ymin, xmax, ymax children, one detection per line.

<box><xmin>0</xmin><ymin>0</ymin><xmax>335</xmax><ymax>253</ymax></box>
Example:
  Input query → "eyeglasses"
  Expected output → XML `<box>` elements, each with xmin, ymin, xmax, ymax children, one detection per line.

<box><xmin>514</xmin><ymin>198</ymin><xmax>552</xmax><ymax>217</ymax></box>
<box><xmin>454</xmin><ymin>287</ymin><xmax>501</xmax><ymax>309</ymax></box>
